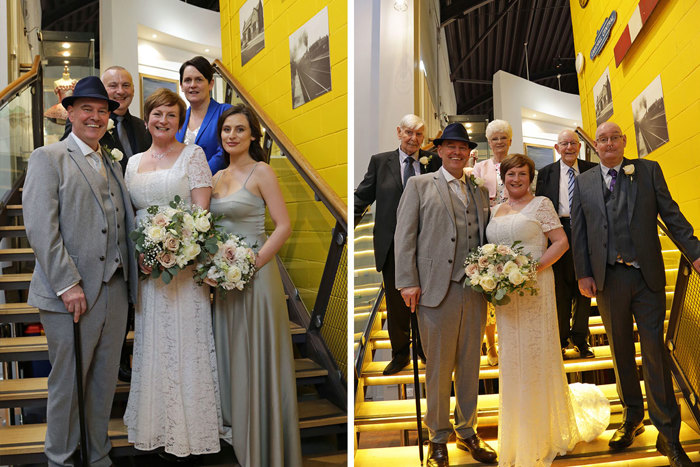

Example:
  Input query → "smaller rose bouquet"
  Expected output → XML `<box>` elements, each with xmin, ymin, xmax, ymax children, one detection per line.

<box><xmin>194</xmin><ymin>233</ymin><xmax>257</xmax><ymax>291</ymax></box>
<box><xmin>130</xmin><ymin>195</ymin><xmax>220</xmax><ymax>284</ymax></box>
<box><xmin>463</xmin><ymin>241</ymin><xmax>538</xmax><ymax>305</ymax></box>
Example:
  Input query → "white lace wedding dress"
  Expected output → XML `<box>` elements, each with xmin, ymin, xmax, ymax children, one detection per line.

<box><xmin>486</xmin><ymin>196</ymin><xmax>610</xmax><ymax>467</ymax></box>
<box><xmin>123</xmin><ymin>144</ymin><xmax>223</xmax><ymax>456</ymax></box>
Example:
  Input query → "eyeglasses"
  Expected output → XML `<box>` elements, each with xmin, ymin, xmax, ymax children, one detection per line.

<box><xmin>557</xmin><ymin>141</ymin><xmax>579</xmax><ymax>147</ymax></box>
<box><xmin>596</xmin><ymin>134</ymin><xmax>623</xmax><ymax>144</ymax></box>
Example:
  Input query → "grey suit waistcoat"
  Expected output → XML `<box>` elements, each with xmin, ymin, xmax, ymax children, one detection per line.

<box><xmin>604</xmin><ymin>174</ymin><xmax>636</xmax><ymax>265</ymax></box>
<box><xmin>448</xmin><ymin>184</ymin><xmax>480</xmax><ymax>282</ymax></box>
<box><xmin>96</xmin><ymin>162</ymin><xmax>129</xmax><ymax>282</ymax></box>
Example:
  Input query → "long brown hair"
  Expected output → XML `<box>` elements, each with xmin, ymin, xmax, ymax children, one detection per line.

<box><xmin>216</xmin><ymin>104</ymin><xmax>266</xmax><ymax>163</ymax></box>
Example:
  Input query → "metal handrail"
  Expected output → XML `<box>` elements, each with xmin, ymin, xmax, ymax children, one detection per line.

<box><xmin>354</xmin><ymin>286</ymin><xmax>384</xmax><ymax>386</ymax></box>
<box><xmin>0</xmin><ymin>56</ymin><xmax>40</xmax><ymax>108</ymax></box>
<box><xmin>212</xmin><ymin>59</ymin><xmax>347</xmax><ymax>231</ymax></box>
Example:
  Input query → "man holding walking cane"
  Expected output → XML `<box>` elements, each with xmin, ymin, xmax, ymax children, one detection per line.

<box><xmin>23</xmin><ymin>76</ymin><xmax>137</xmax><ymax>467</ymax></box>
<box><xmin>394</xmin><ymin>123</ymin><xmax>497</xmax><ymax>466</ymax></box>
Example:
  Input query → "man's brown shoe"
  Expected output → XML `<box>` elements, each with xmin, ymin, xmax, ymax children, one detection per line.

<box><xmin>457</xmin><ymin>434</ymin><xmax>498</xmax><ymax>464</ymax></box>
<box><xmin>608</xmin><ymin>420</ymin><xmax>645</xmax><ymax>450</ymax></box>
<box><xmin>427</xmin><ymin>441</ymin><xmax>449</xmax><ymax>467</ymax></box>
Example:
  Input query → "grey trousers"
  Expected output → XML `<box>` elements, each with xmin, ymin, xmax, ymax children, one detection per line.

<box><xmin>596</xmin><ymin>263</ymin><xmax>680</xmax><ymax>441</ymax></box>
<box><xmin>417</xmin><ymin>280</ymin><xmax>486</xmax><ymax>443</ymax></box>
<box><xmin>40</xmin><ymin>274</ymin><xmax>128</xmax><ymax>467</ymax></box>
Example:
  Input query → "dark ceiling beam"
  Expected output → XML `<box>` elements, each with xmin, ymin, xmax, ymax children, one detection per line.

<box><xmin>454</xmin><ymin>78</ymin><xmax>492</xmax><ymax>85</ymax></box>
<box><xmin>440</xmin><ymin>0</ymin><xmax>495</xmax><ymax>27</ymax></box>
<box><xmin>43</xmin><ymin>0</ymin><xmax>97</xmax><ymax>30</ymax></box>
<box><xmin>517</xmin><ymin>0</ymin><xmax>537</xmax><ymax>78</ymax></box>
<box><xmin>459</xmin><ymin>90</ymin><xmax>494</xmax><ymax>114</ymax></box>
<box><xmin>449</xmin><ymin>0</ymin><xmax>520</xmax><ymax>80</ymax></box>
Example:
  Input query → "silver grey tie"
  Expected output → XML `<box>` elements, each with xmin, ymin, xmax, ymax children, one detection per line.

<box><xmin>87</xmin><ymin>152</ymin><xmax>106</xmax><ymax>178</ymax></box>
<box><xmin>116</xmin><ymin>115</ymin><xmax>133</xmax><ymax>158</ymax></box>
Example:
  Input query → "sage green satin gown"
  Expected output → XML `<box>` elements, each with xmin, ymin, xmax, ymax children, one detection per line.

<box><xmin>210</xmin><ymin>165</ymin><xmax>302</xmax><ymax>467</ymax></box>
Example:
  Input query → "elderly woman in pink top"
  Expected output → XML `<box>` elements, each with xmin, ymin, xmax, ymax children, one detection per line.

<box><xmin>471</xmin><ymin>119</ymin><xmax>513</xmax><ymax>366</ymax></box>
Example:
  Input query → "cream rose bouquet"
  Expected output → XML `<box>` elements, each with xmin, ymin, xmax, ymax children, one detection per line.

<box><xmin>194</xmin><ymin>233</ymin><xmax>257</xmax><ymax>291</ymax></box>
<box><xmin>130</xmin><ymin>195</ymin><xmax>220</xmax><ymax>284</ymax></box>
<box><xmin>463</xmin><ymin>241</ymin><xmax>538</xmax><ymax>305</ymax></box>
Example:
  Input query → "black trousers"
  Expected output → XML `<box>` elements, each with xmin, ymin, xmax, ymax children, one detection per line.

<box><xmin>596</xmin><ymin>263</ymin><xmax>680</xmax><ymax>441</ymax></box>
<box><xmin>553</xmin><ymin>218</ymin><xmax>592</xmax><ymax>348</ymax></box>
<box><xmin>381</xmin><ymin>247</ymin><xmax>423</xmax><ymax>358</ymax></box>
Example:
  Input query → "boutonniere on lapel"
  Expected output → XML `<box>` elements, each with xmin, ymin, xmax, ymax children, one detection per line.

<box><xmin>106</xmin><ymin>118</ymin><xmax>115</xmax><ymax>135</ymax></box>
<box><xmin>623</xmin><ymin>164</ymin><xmax>635</xmax><ymax>182</ymax></box>
<box><xmin>419</xmin><ymin>154</ymin><xmax>433</xmax><ymax>169</ymax></box>
<box><xmin>463</xmin><ymin>167</ymin><xmax>485</xmax><ymax>188</ymax></box>
<box><xmin>102</xmin><ymin>145</ymin><xmax>124</xmax><ymax>163</ymax></box>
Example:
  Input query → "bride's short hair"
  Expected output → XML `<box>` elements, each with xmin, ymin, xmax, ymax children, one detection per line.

<box><xmin>499</xmin><ymin>153</ymin><xmax>535</xmax><ymax>183</ymax></box>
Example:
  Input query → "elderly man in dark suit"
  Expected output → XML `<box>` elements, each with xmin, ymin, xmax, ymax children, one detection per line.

<box><xmin>23</xmin><ymin>76</ymin><xmax>138</xmax><ymax>467</ymax></box>
<box><xmin>535</xmin><ymin>129</ymin><xmax>597</xmax><ymax>358</ymax></box>
<box><xmin>354</xmin><ymin>114</ymin><xmax>441</xmax><ymax>375</ymax></box>
<box><xmin>62</xmin><ymin>66</ymin><xmax>151</xmax><ymax>173</ymax></box>
<box><xmin>571</xmin><ymin>121</ymin><xmax>700</xmax><ymax>467</ymax></box>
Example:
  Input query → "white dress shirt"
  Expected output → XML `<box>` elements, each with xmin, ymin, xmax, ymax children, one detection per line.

<box><xmin>558</xmin><ymin>159</ymin><xmax>580</xmax><ymax>217</ymax></box>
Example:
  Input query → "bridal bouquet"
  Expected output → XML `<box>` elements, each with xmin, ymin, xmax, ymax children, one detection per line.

<box><xmin>130</xmin><ymin>195</ymin><xmax>220</xmax><ymax>284</ymax></box>
<box><xmin>194</xmin><ymin>233</ymin><xmax>257</xmax><ymax>291</ymax></box>
<box><xmin>463</xmin><ymin>241</ymin><xmax>538</xmax><ymax>305</ymax></box>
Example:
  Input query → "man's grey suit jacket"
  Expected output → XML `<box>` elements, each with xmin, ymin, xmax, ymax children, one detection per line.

<box><xmin>394</xmin><ymin>170</ymin><xmax>490</xmax><ymax>307</ymax></box>
<box><xmin>22</xmin><ymin>136</ymin><xmax>138</xmax><ymax>312</ymax></box>
<box><xmin>571</xmin><ymin>157</ymin><xmax>700</xmax><ymax>292</ymax></box>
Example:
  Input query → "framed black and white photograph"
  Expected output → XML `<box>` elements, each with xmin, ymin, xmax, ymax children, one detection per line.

<box><xmin>633</xmin><ymin>75</ymin><xmax>669</xmax><ymax>157</ymax></box>
<box><xmin>289</xmin><ymin>7</ymin><xmax>332</xmax><ymax>109</ymax></box>
<box><xmin>140</xmin><ymin>74</ymin><xmax>179</xmax><ymax>116</ymax></box>
<box><xmin>593</xmin><ymin>67</ymin><xmax>613</xmax><ymax>127</ymax></box>
<box><xmin>239</xmin><ymin>0</ymin><xmax>264</xmax><ymax>66</ymax></box>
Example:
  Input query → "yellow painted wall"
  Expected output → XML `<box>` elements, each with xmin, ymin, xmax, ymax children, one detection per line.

<box><xmin>571</xmin><ymin>0</ymin><xmax>700</xmax><ymax>227</ymax></box>
<box><xmin>219</xmin><ymin>0</ymin><xmax>347</xmax><ymax>198</ymax></box>
<box><xmin>219</xmin><ymin>0</ymin><xmax>347</xmax><ymax>310</ymax></box>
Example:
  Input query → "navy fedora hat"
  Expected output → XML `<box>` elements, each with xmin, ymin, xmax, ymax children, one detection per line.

<box><xmin>62</xmin><ymin>76</ymin><xmax>120</xmax><ymax>112</ymax></box>
<box><xmin>433</xmin><ymin>122</ymin><xmax>478</xmax><ymax>149</ymax></box>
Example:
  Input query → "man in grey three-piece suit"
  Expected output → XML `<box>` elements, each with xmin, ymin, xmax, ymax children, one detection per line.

<box><xmin>23</xmin><ymin>76</ymin><xmax>138</xmax><ymax>467</ymax></box>
<box><xmin>394</xmin><ymin>123</ymin><xmax>497</xmax><ymax>466</ymax></box>
<box><xmin>571</xmin><ymin>121</ymin><xmax>700</xmax><ymax>467</ymax></box>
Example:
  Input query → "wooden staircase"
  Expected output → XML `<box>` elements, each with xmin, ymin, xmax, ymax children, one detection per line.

<box><xmin>353</xmin><ymin>216</ymin><xmax>700</xmax><ymax>465</ymax></box>
<box><xmin>0</xmin><ymin>201</ymin><xmax>346</xmax><ymax>465</ymax></box>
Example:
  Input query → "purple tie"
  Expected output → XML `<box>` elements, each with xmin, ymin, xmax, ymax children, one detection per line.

<box><xmin>609</xmin><ymin>168</ymin><xmax>618</xmax><ymax>192</ymax></box>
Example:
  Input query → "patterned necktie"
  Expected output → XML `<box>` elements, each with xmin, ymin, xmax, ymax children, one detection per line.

<box><xmin>609</xmin><ymin>168</ymin><xmax>618</xmax><ymax>192</ymax></box>
<box><xmin>87</xmin><ymin>152</ymin><xmax>106</xmax><ymax>178</ymax></box>
<box><xmin>451</xmin><ymin>179</ymin><xmax>468</xmax><ymax>207</ymax></box>
<box><xmin>116</xmin><ymin>115</ymin><xmax>133</xmax><ymax>158</ymax></box>
<box><xmin>403</xmin><ymin>156</ymin><xmax>416</xmax><ymax>186</ymax></box>
<box><xmin>567</xmin><ymin>166</ymin><xmax>576</xmax><ymax>213</ymax></box>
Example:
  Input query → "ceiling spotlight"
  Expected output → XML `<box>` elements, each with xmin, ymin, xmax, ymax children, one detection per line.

<box><xmin>394</xmin><ymin>0</ymin><xmax>408</xmax><ymax>11</ymax></box>
<box><xmin>205</xmin><ymin>48</ymin><xmax>210</xmax><ymax>53</ymax></box>
<box><xmin>466</xmin><ymin>123</ymin><xmax>472</xmax><ymax>128</ymax></box>
<box><xmin>64</xmin><ymin>60</ymin><xmax>69</xmax><ymax>64</ymax></box>
<box><xmin>62</xmin><ymin>51</ymin><xmax>71</xmax><ymax>57</ymax></box>
<box><xmin>152</xmin><ymin>34</ymin><xmax>157</xmax><ymax>38</ymax></box>
<box><xmin>62</xmin><ymin>42</ymin><xmax>71</xmax><ymax>49</ymax></box>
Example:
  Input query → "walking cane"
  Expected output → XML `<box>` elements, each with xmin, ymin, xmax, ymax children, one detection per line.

<box><xmin>411</xmin><ymin>312</ymin><xmax>424</xmax><ymax>464</ymax></box>
<box><xmin>73</xmin><ymin>320</ymin><xmax>90</xmax><ymax>467</ymax></box>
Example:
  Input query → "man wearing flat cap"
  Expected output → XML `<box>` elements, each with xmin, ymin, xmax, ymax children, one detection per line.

<box><xmin>395</xmin><ymin>123</ymin><xmax>497</xmax><ymax>466</ymax></box>
<box><xmin>23</xmin><ymin>75</ymin><xmax>138</xmax><ymax>467</ymax></box>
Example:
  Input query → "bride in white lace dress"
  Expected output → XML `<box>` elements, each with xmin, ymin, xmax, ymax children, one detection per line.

<box><xmin>486</xmin><ymin>154</ymin><xmax>610</xmax><ymax>466</ymax></box>
<box><xmin>123</xmin><ymin>89</ymin><xmax>222</xmax><ymax>456</ymax></box>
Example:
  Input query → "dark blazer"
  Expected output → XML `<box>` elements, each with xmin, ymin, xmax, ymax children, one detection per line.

<box><xmin>354</xmin><ymin>148</ymin><xmax>441</xmax><ymax>272</ymax></box>
<box><xmin>176</xmin><ymin>99</ymin><xmax>232</xmax><ymax>175</ymax></box>
<box><xmin>571</xmin><ymin>157</ymin><xmax>700</xmax><ymax>292</ymax></box>
<box><xmin>535</xmin><ymin>158</ymin><xmax>597</xmax><ymax>214</ymax></box>
<box><xmin>61</xmin><ymin>111</ymin><xmax>151</xmax><ymax>173</ymax></box>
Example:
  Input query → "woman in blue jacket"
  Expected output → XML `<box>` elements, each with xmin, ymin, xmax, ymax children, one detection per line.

<box><xmin>176</xmin><ymin>56</ymin><xmax>231</xmax><ymax>175</ymax></box>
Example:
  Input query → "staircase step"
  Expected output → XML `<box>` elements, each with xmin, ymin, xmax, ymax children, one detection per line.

<box><xmin>0</xmin><ymin>358</ymin><xmax>325</xmax><ymax>408</ymax></box>
<box><xmin>5</xmin><ymin>204</ymin><xmax>22</xmax><ymax>216</ymax></box>
<box><xmin>360</xmin><ymin>343</ymin><xmax>642</xmax><ymax>386</ymax></box>
<box><xmin>0</xmin><ymin>303</ymin><xmax>39</xmax><ymax>323</ymax></box>
<box><xmin>0</xmin><ymin>248</ymin><xmax>34</xmax><ymax>261</ymax></box>
<box><xmin>298</xmin><ymin>398</ymin><xmax>347</xmax><ymax>430</ymax></box>
<box><xmin>354</xmin><ymin>422</ymin><xmax>700</xmax><ymax>466</ymax></box>
<box><xmin>0</xmin><ymin>226</ymin><xmax>26</xmax><ymax>238</ymax></box>
<box><xmin>0</xmin><ymin>332</ymin><xmax>135</xmax><ymax>362</ymax></box>
<box><xmin>0</xmin><ymin>273</ymin><xmax>32</xmax><ymax>290</ymax></box>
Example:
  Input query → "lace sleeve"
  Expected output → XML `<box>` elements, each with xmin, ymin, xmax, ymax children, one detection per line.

<box><xmin>535</xmin><ymin>196</ymin><xmax>562</xmax><ymax>232</ymax></box>
<box><xmin>124</xmin><ymin>153</ymin><xmax>140</xmax><ymax>188</ymax></box>
<box><xmin>186</xmin><ymin>145</ymin><xmax>213</xmax><ymax>190</ymax></box>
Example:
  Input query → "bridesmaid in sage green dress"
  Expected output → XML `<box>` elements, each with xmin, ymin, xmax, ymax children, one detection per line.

<box><xmin>209</xmin><ymin>104</ymin><xmax>302</xmax><ymax>467</ymax></box>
